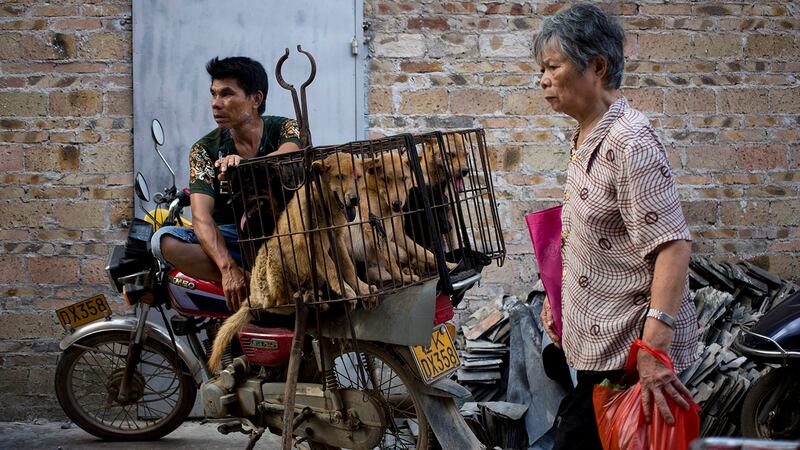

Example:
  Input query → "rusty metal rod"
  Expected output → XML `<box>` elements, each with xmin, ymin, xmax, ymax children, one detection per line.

<box><xmin>280</xmin><ymin>294</ymin><xmax>308</xmax><ymax>450</ymax></box>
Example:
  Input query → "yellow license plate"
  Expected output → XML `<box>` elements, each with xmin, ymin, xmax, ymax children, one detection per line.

<box><xmin>56</xmin><ymin>294</ymin><xmax>111</xmax><ymax>330</ymax></box>
<box><xmin>411</xmin><ymin>324</ymin><xmax>461</xmax><ymax>384</ymax></box>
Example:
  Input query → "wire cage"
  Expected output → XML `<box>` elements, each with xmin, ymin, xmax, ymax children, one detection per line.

<box><xmin>228</xmin><ymin>129</ymin><xmax>504</xmax><ymax>308</ymax></box>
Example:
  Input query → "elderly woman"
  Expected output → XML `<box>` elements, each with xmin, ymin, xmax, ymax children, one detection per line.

<box><xmin>533</xmin><ymin>4</ymin><xmax>698</xmax><ymax>449</ymax></box>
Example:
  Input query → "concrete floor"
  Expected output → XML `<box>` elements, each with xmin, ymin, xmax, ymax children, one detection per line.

<box><xmin>0</xmin><ymin>420</ymin><xmax>284</xmax><ymax>450</ymax></box>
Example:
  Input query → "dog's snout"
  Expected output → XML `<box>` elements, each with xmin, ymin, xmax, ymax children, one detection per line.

<box><xmin>348</xmin><ymin>195</ymin><xmax>359</xmax><ymax>207</ymax></box>
<box><xmin>460</xmin><ymin>167</ymin><xmax>470</xmax><ymax>177</ymax></box>
<box><xmin>391</xmin><ymin>201</ymin><xmax>402</xmax><ymax>212</ymax></box>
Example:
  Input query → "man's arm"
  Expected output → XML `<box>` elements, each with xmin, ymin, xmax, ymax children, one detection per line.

<box><xmin>637</xmin><ymin>239</ymin><xmax>693</xmax><ymax>424</ymax></box>
<box><xmin>191</xmin><ymin>193</ymin><xmax>247</xmax><ymax>310</ymax></box>
<box><xmin>269</xmin><ymin>141</ymin><xmax>300</xmax><ymax>157</ymax></box>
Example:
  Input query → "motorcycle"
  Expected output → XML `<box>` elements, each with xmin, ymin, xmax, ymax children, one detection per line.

<box><xmin>53</xmin><ymin>118</ymin><xmax>499</xmax><ymax>449</ymax></box>
<box><xmin>735</xmin><ymin>289</ymin><xmax>800</xmax><ymax>440</ymax></box>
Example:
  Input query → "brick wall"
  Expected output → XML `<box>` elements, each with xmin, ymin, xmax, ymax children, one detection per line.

<box><xmin>0</xmin><ymin>0</ymin><xmax>132</xmax><ymax>419</ymax></box>
<box><xmin>365</xmin><ymin>0</ymin><xmax>800</xmax><ymax>310</ymax></box>
<box><xmin>0</xmin><ymin>0</ymin><xmax>798</xmax><ymax>420</ymax></box>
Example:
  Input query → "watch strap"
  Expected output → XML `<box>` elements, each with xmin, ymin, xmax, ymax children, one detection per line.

<box><xmin>646</xmin><ymin>308</ymin><xmax>675</xmax><ymax>329</ymax></box>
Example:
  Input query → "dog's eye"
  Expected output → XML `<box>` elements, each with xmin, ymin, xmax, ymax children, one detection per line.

<box><xmin>337</xmin><ymin>175</ymin><xmax>345</xmax><ymax>181</ymax></box>
<box><xmin>402</xmin><ymin>176</ymin><xmax>408</xmax><ymax>182</ymax></box>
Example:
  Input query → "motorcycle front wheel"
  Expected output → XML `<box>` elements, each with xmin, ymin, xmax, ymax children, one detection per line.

<box><xmin>740</xmin><ymin>366</ymin><xmax>800</xmax><ymax>440</ymax></box>
<box><xmin>55</xmin><ymin>331</ymin><xmax>197</xmax><ymax>441</ymax></box>
<box><xmin>317</xmin><ymin>341</ymin><xmax>431</xmax><ymax>450</ymax></box>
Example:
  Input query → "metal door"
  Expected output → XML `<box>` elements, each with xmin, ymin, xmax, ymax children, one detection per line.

<box><xmin>132</xmin><ymin>0</ymin><xmax>365</xmax><ymax>210</ymax></box>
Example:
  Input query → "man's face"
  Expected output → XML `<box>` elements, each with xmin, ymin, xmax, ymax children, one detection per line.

<box><xmin>210</xmin><ymin>78</ymin><xmax>260</xmax><ymax>128</ymax></box>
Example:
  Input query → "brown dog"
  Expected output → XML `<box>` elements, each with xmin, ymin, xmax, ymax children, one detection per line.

<box><xmin>208</xmin><ymin>153</ymin><xmax>372</xmax><ymax>372</ymax></box>
<box><xmin>349</xmin><ymin>151</ymin><xmax>420</xmax><ymax>284</ymax></box>
<box><xmin>405</xmin><ymin>133</ymin><xmax>471</xmax><ymax>252</ymax></box>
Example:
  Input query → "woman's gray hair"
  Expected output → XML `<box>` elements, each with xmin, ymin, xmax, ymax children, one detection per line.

<box><xmin>533</xmin><ymin>3</ymin><xmax>625</xmax><ymax>89</ymax></box>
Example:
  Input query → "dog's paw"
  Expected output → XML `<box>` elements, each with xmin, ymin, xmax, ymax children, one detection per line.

<box><xmin>362</xmin><ymin>296</ymin><xmax>380</xmax><ymax>310</ymax></box>
<box><xmin>446</xmin><ymin>261</ymin><xmax>458</xmax><ymax>271</ymax></box>
<box><xmin>366</xmin><ymin>284</ymin><xmax>378</xmax><ymax>293</ymax></box>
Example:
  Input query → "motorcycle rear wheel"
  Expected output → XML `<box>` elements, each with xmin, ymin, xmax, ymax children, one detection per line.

<box><xmin>740</xmin><ymin>367</ymin><xmax>800</xmax><ymax>440</ymax></box>
<box><xmin>55</xmin><ymin>331</ymin><xmax>197</xmax><ymax>441</ymax></box>
<box><xmin>316</xmin><ymin>341</ymin><xmax>431</xmax><ymax>450</ymax></box>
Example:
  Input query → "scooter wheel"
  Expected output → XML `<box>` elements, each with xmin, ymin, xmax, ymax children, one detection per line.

<box><xmin>740</xmin><ymin>366</ymin><xmax>800</xmax><ymax>440</ymax></box>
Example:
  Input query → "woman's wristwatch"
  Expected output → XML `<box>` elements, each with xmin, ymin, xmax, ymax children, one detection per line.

<box><xmin>646</xmin><ymin>308</ymin><xmax>675</xmax><ymax>329</ymax></box>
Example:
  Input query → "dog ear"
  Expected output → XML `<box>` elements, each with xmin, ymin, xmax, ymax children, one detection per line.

<box><xmin>362</xmin><ymin>157</ymin><xmax>382</xmax><ymax>175</ymax></box>
<box><xmin>311</xmin><ymin>159</ymin><xmax>328</xmax><ymax>174</ymax></box>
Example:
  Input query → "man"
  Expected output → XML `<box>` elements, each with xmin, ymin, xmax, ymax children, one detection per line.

<box><xmin>151</xmin><ymin>56</ymin><xmax>301</xmax><ymax>311</ymax></box>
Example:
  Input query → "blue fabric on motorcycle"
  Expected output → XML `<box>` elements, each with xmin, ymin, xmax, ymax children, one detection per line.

<box><xmin>150</xmin><ymin>224</ymin><xmax>241</xmax><ymax>269</ymax></box>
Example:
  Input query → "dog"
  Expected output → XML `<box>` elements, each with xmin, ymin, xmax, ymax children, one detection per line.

<box><xmin>355</xmin><ymin>150</ymin><xmax>458</xmax><ymax>278</ymax></box>
<box><xmin>404</xmin><ymin>133</ymin><xmax>471</xmax><ymax>253</ymax></box>
<box><xmin>348</xmin><ymin>151</ymin><xmax>421</xmax><ymax>285</ymax></box>
<box><xmin>208</xmin><ymin>153</ymin><xmax>372</xmax><ymax>372</ymax></box>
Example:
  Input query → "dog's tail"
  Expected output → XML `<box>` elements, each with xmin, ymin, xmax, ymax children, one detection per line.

<box><xmin>208</xmin><ymin>305</ymin><xmax>253</xmax><ymax>373</ymax></box>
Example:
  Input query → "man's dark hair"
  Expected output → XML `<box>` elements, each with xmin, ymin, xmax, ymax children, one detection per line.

<box><xmin>206</xmin><ymin>56</ymin><xmax>269</xmax><ymax>115</ymax></box>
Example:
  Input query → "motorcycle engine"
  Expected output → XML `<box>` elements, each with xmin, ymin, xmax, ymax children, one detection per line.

<box><xmin>201</xmin><ymin>357</ymin><xmax>268</xmax><ymax>418</ymax></box>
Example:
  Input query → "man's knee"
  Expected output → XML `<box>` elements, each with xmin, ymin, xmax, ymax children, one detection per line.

<box><xmin>159</xmin><ymin>235</ymin><xmax>182</xmax><ymax>263</ymax></box>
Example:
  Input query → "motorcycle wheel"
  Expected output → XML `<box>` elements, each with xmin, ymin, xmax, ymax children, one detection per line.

<box><xmin>740</xmin><ymin>366</ymin><xmax>800</xmax><ymax>439</ymax></box>
<box><xmin>55</xmin><ymin>331</ymin><xmax>197</xmax><ymax>441</ymax></box>
<box><xmin>320</xmin><ymin>341</ymin><xmax>431</xmax><ymax>450</ymax></box>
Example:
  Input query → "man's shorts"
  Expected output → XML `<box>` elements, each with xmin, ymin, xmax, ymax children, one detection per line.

<box><xmin>150</xmin><ymin>223</ymin><xmax>242</xmax><ymax>269</ymax></box>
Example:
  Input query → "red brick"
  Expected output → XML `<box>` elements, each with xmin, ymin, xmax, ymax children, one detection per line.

<box><xmin>407</xmin><ymin>17</ymin><xmax>449</xmax><ymax>31</ymax></box>
<box><xmin>0</xmin><ymin>256</ymin><xmax>25</xmax><ymax>283</ymax></box>
<box><xmin>685</xmin><ymin>145</ymin><xmax>739</xmax><ymax>170</ymax></box>
<box><xmin>719</xmin><ymin>89</ymin><xmax>769</xmax><ymax>113</ymax></box>
<box><xmin>665</xmin><ymin>89</ymin><xmax>715</xmax><ymax>114</ymax></box>
<box><xmin>399</xmin><ymin>89</ymin><xmax>448</xmax><ymax>114</ymax></box>
<box><xmin>399</xmin><ymin>61</ymin><xmax>443</xmax><ymax>73</ymax></box>
<box><xmin>80</xmin><ymin>258</ymin><xmax>107</xmax><ymax>284</ymax></box>
<box><xmin>624</xmin><ymin>88</ymin><xmax>664</xmax><ymax>113</ymax></box>
<box><xmin>502</xmin><ymin>90</ymin><xmax>551</xmax><ymax>115</ymax></box>
<box><xmin>50</xmin><ymin>91</ymin><xmax>102</xmax><ymax>116</ymax></box>
<box><xmin>22</xmin><ymin>33</ymin><xmax>76</xmax><ymax>60</ymax></box>
<box><xmin>771</xmin><ymin>88</ymin><xmax>800</xmax><ymax>113</ymax></box>
<box><xmin>450</xmin><ymin>89</ymin><xmax>502</xmax><ymax>114</ymax></box>
<box><xmin>51</xmin><ymin>18</ymin><xmax>102</xmax><ymax>31</ymax></box>
<box><xmin>29</xmin><ymin>256</ymin><xmax>79</xmax><ymax>284</ymax></box>
<box><xmin>737</xmin><ymin>145</ymin><xmax>789</xmax><ymax>170</ymax></box>
<box><xmin>0</xmin><ymin>145</ymin><xmax>23</xmax><ymax>171</ymax></box>
<box><xmin>720</xmin><ymin>200</ymin><xmax>770</xmax><ymax>226</ymax></box>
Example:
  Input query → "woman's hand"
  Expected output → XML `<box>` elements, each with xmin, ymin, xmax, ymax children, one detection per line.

<box><xmin>215</xmin><ymin>155</ymin><xmax>242</xmax><ymax>181</ymax></box>
<box><xmin>636</xmin><ymin>348</ymin><xmax>692</xmax><ymax>425</ymax></box>
<box><xmin>540</xmin><ymin>296</ymin><xmax>561</xmax><ymax>348</ymax></box>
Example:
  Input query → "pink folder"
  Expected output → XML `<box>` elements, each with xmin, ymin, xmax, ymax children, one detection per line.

<box><xmin>525</xmin><ymin>205</ymin><xmax>564</xmax><ymax>337</ymax></box>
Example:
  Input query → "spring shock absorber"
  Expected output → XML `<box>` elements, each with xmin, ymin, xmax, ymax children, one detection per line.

<box><xmin>324</xmin><ymin>366</ymin><xmax>339</xmax><ymax>391</ymax></box>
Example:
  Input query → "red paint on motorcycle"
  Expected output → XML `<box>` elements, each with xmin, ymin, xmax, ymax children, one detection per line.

<box><xmin>238</xmin><ymin>325</ymin><xmax>294</xmax><ymax>366</ymax></box>
<box><xmin>167</xmin><ymin>270</ymin><xmax>231</xmax><ymax>318</ymax></box>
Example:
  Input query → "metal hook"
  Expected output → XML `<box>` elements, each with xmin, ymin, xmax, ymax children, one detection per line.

<box><xmin>275</xmin><ymin>45</ymin><xmax>316</xmax><ymax>148</ymax></box>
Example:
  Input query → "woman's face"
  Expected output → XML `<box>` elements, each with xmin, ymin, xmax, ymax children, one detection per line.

<box><xmin>538</xmin><ymin>42</ymin><xmax>599</xmax><ymax>120</ymax></box>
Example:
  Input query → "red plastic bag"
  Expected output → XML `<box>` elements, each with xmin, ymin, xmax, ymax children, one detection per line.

<box><xmin>593</xmin><ymin>339</ymin><xmax>700</xmax><ymax>450</ymax></box>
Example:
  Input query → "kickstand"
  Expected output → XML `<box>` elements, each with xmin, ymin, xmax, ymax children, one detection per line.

<box><xmin>244</xmin><ymin>427</ymin><xmax>265</xmax><ymax>450</ymax></box>
<box><xmin>281</xmin><ymin>293</ymin><xmax>309</xmax><ymax>450</ymax></box>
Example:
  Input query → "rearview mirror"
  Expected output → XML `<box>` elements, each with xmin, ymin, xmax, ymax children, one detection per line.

<box><xmin>134</xmin><ymin>172</ymin><xmax>150</xmax><ymax>202</ymax></box>
<box><xmin>151</xmin><ymin>119</ymin><xmax>165</xmax><ymax>146</ymax></box>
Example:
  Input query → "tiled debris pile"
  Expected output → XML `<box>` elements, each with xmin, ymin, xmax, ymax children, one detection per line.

<box><xmin>455</xmin><ymin>256</ymin><xmax>798</xmax><ymax>439</ymax></box>
<box><xmin>455</xmin><ymin>293</ymin><xmax>517</xmax><ymax>402</ymax></box>
<box><xmin>683</xmin><ymin>257</ymin><xmax>798</xmax><ymax>436</ymax></box>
